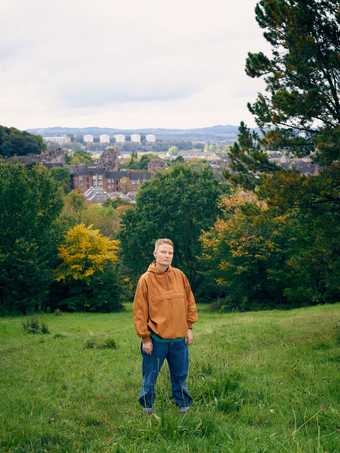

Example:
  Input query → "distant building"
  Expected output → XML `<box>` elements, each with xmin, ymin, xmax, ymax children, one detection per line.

<box><xmin>131</xmin><ymin>134</ymin><xmax>141</xmax><ymax>143</ymax></box>
<box><xmin>70</xmin><ymin>167</ymin><xmax>150</xmax><ymax>195</ymax></box>
<box><xmin>70</xmin><ymin>147</ymin><xmax>148</xmax><ymax>196</ymax></box>
<box><xmin>267</xmin><ymin>153</ymin><xmax>320</xmax><ymax>175</ymax></box>
<box><xmin>43</xmin><ymin>136</ymin><xmax>71</xmax><ymax>146</ymax></box>
<box><xmin>145</xmin><ymin>134</ymin><xmax>156</xmax><ymax>143</ymax></box>
<box><xmin>114</xmin><ymin>134</ymin><xmax>125</xmax><ymax>143</ymax></box>
<box><xmin>40</xmin><ymin>147</ymin><xmax>66</xmax><ymax>166</ymax></box>
<box><xmin>98</xmin><ymin>147</ymin><xmax>119</xmax><ymax>171</ymax></box>
<box><xmin>99</xmin><ymin>134</ymin><xmax>110</xmax><ymax>144</ymax></box>
<box><xmin>83</xmin><ymin>134</ymin><xmax>94</xmax><ymax>144</ymax></box>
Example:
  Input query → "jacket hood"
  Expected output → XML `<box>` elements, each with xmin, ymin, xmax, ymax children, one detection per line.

<box><xmin>147</xmin><ymin>262</ymin><xmax>172</xmax><ymax>274</ymax></box>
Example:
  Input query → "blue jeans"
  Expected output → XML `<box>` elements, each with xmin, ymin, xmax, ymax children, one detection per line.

<box><xmin>139</xmin><ymin>337</ymin><xmax>193</xmax><ymax>409</ymax></box>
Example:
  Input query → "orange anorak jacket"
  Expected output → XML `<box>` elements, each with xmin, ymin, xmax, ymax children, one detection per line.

<box><xmin>133</xmin><ymin>262</ymin><xmax>198</xmax><ymax>341</ymax></box>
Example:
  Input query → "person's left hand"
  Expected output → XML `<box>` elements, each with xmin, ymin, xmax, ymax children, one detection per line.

<box><xmin>187</xmin><ymin>329</ymin><xmax>193</xmax><ymax>345</ymax></box>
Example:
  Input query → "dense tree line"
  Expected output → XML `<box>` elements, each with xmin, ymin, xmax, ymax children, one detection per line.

<box><xmin>0</xmin><ymin>125</ymin><xmax>45</xmax><ymax>157</ymax></box>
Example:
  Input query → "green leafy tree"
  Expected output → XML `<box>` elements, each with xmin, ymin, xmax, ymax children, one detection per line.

<box><xmin>66</xmin><ymin>151</ymin><xmax>93</xmax><ymax>165</ymax></box>
<box><xmin>225</xmin><ymin>121</ymin><xmax>280</xmax><ymax>190</ymax></box>
<box><xmin>80</xmin><ymin>204</ymin><xmax>120</xmax><ymax>238</ymax></box>
<box><xmin>127</xmin><ymin>151</ymin><xmax>138</xmax><ymax>168</ymax></box>
<box><xmin>0</xmin><ymin>125</ymin><xmax>45</xmax><ymax>157</ymax></box>
<box><xmin>59</xmin><ymin>191</ymin><xmax>120</xmax><ymax>238</ymax></box>
<box><xmin>0</xmin><ymin>161</ymin><xmax>63</xmax><ymax>313</ymax></box>
<box><xmin>258</xmin><ymin>165</ymin><xmax>340</xmax><ymax>304</ymax></box>
<box><xmin>246</xmin><ymin>0</ymin><xmax>340</xmax><ymax>164</ymax></box>
<box><xmin>49</xmin><ymin>167</ymin><xmax>72</xmax><ymax>194</ymax></box>
<box><xmin>168</xmin><ymin>146</ymin><xmax>179</xmax><ymax>157</ymax></box>
<box><xmin>200</xmin><ymin>190</ymin><xmax>291</xmax><ymax>310</ymax></box>
<box><xmin>119</xmin><ymin>164</ymin><xmax>226</xmax><ymax>291</ymax></box>
<box><xmin>126</xmin><ymin>153</ymin><xmax>159</xmax><ymax>170</ymax></box>
<box><xmin>59</xmin><ymin>190</ymin><xmax>86</xmax><ymax>228</ymax></box>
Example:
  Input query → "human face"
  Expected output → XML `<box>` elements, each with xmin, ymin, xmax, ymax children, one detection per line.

<box><xmin>154</xmin><ymin>244</ymin><xmax>174</xmax><ymax>267</ymax></box>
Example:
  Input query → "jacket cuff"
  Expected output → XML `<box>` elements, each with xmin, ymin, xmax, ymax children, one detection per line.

<box><xmin>141</xmin><ymin>334</ymin><xmax>151</xmax><ymax>342</ymax></box>
<box><xmin>187</xmin><ymin>322</ymin><xmax>193</xmax><ymax>329</ymax></box>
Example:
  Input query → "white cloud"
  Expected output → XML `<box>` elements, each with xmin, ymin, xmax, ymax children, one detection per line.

<box><xmin>0</xmin><ymin>0</ymin><xmax>270</xmax><ymax>129</ymax></box>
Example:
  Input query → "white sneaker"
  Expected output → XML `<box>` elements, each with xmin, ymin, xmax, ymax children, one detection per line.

<box><xmin>143</xmin><ymin>407</ymin><xmax>153</xmax><ymax>415</ymax></box>
<box><xmin>179</xmin><ymin>406</ymin><xmax>189</xmax><ymax>413</ymax></box>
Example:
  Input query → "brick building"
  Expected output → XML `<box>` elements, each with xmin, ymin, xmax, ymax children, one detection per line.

<box><xmin>70</xmin><ymin>167</ymin><xmax>151</xmax><ymax>193</ymax></box>
<box><xmin>69</xmin><ymin>146</ymin><xmax>151</xmax><ymax>194</ymax></box>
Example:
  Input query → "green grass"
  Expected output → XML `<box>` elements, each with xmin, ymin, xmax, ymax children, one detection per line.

<box><xmin>1</xmin><ymin>304</ymin><xmax>340</xmax><ymax>453</ymax></box>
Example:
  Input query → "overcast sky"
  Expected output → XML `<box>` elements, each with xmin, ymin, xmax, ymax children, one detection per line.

<box><xmin>1</xmin><ymin>0</ymin><xmax>270</xmax><ymax>130</ymax></box>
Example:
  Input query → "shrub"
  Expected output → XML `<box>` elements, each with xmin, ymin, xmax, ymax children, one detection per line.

<box><xmin>100</xmin><ymin>338</ymin><xmax>117</xmax><ymax>349</ymax></box>
<box><xmin>22</xmin><ymin>318</ymin><xmax>50</xmax><ymax>335</ymax></box>
<box><xmin>84</xmin><ymin>338</ymin><xmax>97</xmax><ymax>349</ymax></box>
<box><xmin>84</xmin><ymin>337</ymin><xmax>118</xmax><ymax>350</ymax></box>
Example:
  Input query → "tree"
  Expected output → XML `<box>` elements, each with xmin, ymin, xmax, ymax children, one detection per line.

<box><xmin>258</xmin><ymin>165</ymin><xmax>340</xmax><ymax>304</ymax></box>
<box><xmin>0</xmin><ymin>125</ymin><xmax>45</xmax><ymax>157</ymax></box>
<box><xmin>80</xmin><ymin>204</ymin><xmax>120</xmax><ymax>239</ymax></box>
<box><xmin>225</xmin><ymin>121</ymin><xmax>280</xmax><ymax>190</ymax></box>
<box><xmin>168</xmin><ymin>146</ymin><xmax>179</xmax><ymax>157</ymax></box>
<box><xmin>54</xmin><ymin>224</ymin><xmax>121</xmax><ymax>312</ymax></box>
<box><xmin>200</xmin><ymin>190</ymin><xmax>291</xmax><ymax>310</ymax></box>
<box><xmin>56</xmin><ymin>224</ymin><xmax>119</xmax><ymax>282</ymax></box>
<box><xmin>246</xmin><ymin>0</ymin><xmax>340</xmax><ymax>164</ymax></box>
<box><xmin>49</xmin><ymin>167</ymin><xmax>72</xmax><ymax>194</ymax></box>
<box><xmin>127</xmin><ymin>151</ymin><xmax>138</xmax><ymax>168</ymax></box>
<box><xmin>119</xmin><ymin>164</ymin><xmax>226</xmax><ymax>291</ymax></box>
<box><xmin>59</xmin><ymin>191</ymin><xmax>121</xmax><ymax>238</ymax></box>
<box><xmin>66</xmin><ymin>151</ymin><xmax>93</xmax><ymax>165</ymax></box>
<box><xmin>0</xmin><ymin>161</ymin><xmax>63</xmax><ymax>313</ymax></box>
<box><xmin>59</xmin><ymin>190</ymin><xmax>86</xmax><ymax>228</ymax></box>
<box><xmin>125</xmin><ymin>153</ymin><xmax>158</xmax><ymax>170</ymax></box>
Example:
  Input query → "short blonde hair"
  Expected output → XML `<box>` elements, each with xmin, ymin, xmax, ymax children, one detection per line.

<box><xmin>154</xmin><ymin>238</ymin><xmax>174</xmax><ymax>253</ymax></box>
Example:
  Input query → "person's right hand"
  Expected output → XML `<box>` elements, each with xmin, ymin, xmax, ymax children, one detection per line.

<box><xmin>142</xmin><ymin>340</ymin><xmax>153</xmax><ymax>355</ymax></box>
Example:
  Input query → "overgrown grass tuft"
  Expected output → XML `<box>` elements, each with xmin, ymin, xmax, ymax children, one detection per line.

<box><xmin>22</xmin><ymin>317</ymin><xmax>50</xmax><ymax>335</ymax></box>
<box><xmin>84</xmin><ymin>337</ymin><xmax>118</xmax><ymax>349</ymax></box>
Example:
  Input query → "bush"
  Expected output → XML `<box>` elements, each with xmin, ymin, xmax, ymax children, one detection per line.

<box><xmin>84</xmin><ymin>338</ymin><xmax>97</xmax><ymax>349</ymax></box>
<box><xmin>84</xmin><ymin>337</ymin><xmax>118</xmax><ymax>350</ymax></box>
<box><xmin>22</xmin><ymin>318</ymin><xmax>50</xmax><ymax>335</ymax></box>
<box><xmin>100</xmin><ymin>338</ymin><xmax>117</xmax><ymax>349</ymax></box>
<box><xmin>48</xmin><ymin>264</ymin><xmax>123</xmax><ymax>313</ymax></box>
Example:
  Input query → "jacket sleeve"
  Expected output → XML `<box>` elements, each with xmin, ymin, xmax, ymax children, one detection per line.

<box><xmin>182</xmin><ymin>272</ymin><xmax>198</xmax><ymax>328</ymax></box>
<box><xmin>133</xmin><ymin>277</ymin><xmax>151</xmax><ymax>341</ymax></box>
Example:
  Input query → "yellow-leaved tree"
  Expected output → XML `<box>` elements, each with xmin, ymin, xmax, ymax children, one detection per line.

<box><xmin>56</xmin><ymin>224</ymin><xmax>119</xmax><ymax>282</ymax></box>
<box><xmin>54</xmin><ymin>224</ymin><xmax>121</xmax><ymax>312</ymax></box>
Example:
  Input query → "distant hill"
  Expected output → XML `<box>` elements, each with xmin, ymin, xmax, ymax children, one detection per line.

<box><xmin>27</xmin><ymin>125</ymin><xmax>240</xmax><ymax>143</ymax></box>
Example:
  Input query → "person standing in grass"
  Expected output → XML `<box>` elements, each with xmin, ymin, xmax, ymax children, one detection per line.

<box><xmin>133</xmin><ymin>238</ymin><xmax>198</xmax><ymax>414</ymax></box>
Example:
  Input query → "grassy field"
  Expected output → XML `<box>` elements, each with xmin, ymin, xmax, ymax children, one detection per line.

<box><xmin>1</xmin><ymin>303</ymin><xmax>340</xmax><ymax>453</ymax></box>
